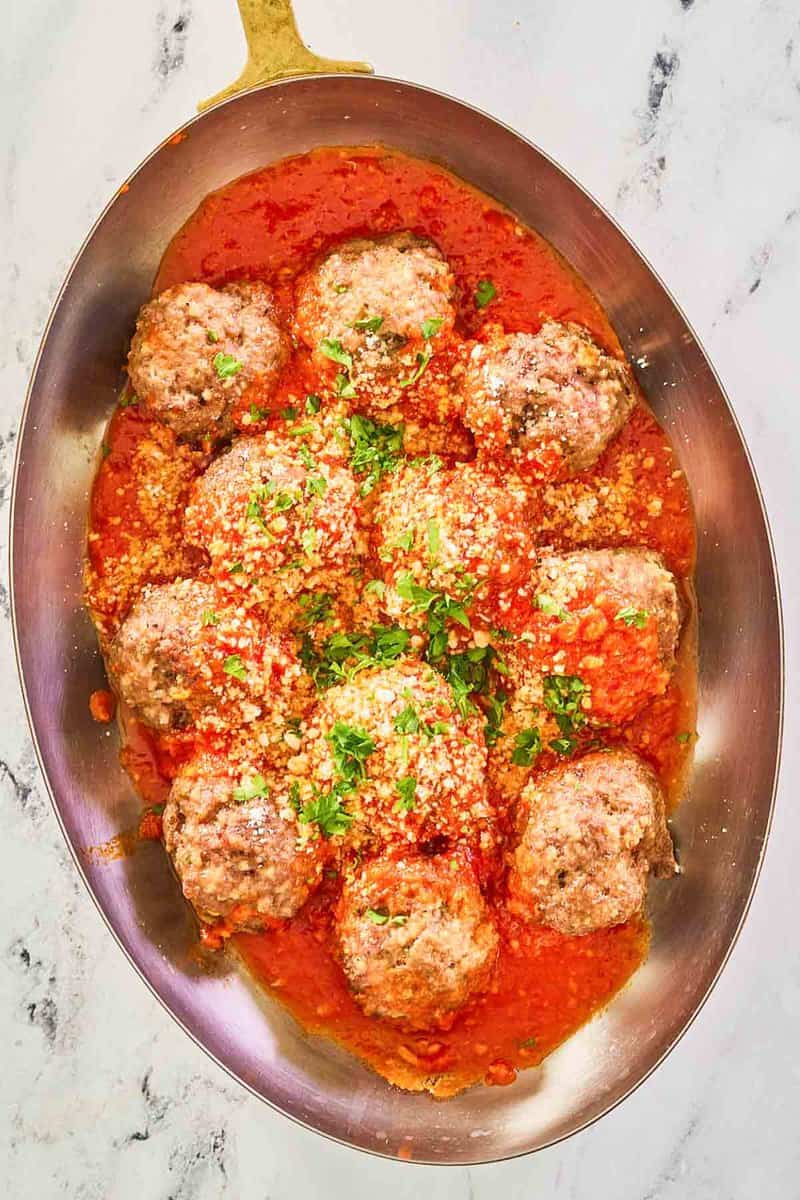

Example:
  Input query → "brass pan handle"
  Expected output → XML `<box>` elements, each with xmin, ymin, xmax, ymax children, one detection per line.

<box><xmin>199</xmin><ymin>0</ymin><xmax>373</xmax><ymax>111</ymax></box>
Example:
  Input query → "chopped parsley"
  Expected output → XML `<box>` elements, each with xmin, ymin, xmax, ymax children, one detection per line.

<box><xmin>542</xmin><ymin>674</ymin><xmax>588</xmax><ymax>755</ymax></box>
<box><xmin>213</xmin><ymin>351</ymin><xmax>242</xmax><ymax>379</ymax></box>
<box><xmin>272</xmin><ymin>490</ymin><xmax>298</xmax><ymax>513</ymax></box>
<box><xmin>398</xmin><ymin>348</ymin><xmax>431</xmax><ymax>389</ymax></box>
<box><xmin>281</xmin><ymin>405</ymin><xmax>298</xmax><ymax>421</ymax></box>
<box><xmin>434</xmin><ymin>644</ymin><xmax>504</xmax><ymax>717</ymax></box>
<box><xmin>298</xmin><ymin>788</ymin><xmax>353</xmax><ymax>837</ymax></box>
<box><xmin>118</xmin><ymin>392</ymin><xmax>138</xmax><ymax>408</ymax></box>
<box><xmin>328</xmin><ymin>722</ymin><xmax>375</xmax><ymax>790</ymax></box>
<box><xmin>206</xmin><ymin>329</ymin><xmax>220</xmax><ymax>344</ymax></box>
<box><xmin>319</xmin><ymin>338</ymin><xmax>353</xmax><ymax>370</ymax></box>
<box><xmin>346</xmin><ymin>413</ymin><xmax>405</xmax><ymax>496</ymax></box>
<box><xmin>305</xmin><ymin>393</ymin><xmax>322</xmax><ymax>414</ymax></box>
<box><xmin>227</xmin><ymin>560</ymin><xmax>244</xmax><ymax>574</ymax></box>
<box><xmin>365</xmin><ymin>907</ymin><xmax>408</xmax><ymax>926</ymax></box>
<box><xmin>353</xmin><ymin>315</ymin><xmax>384</xmax><ymax>333</ymax></box>
<box><xmin>248</xmin><ymin>402</ymin><xmax>270</xmax><ymax>422</ymax></box>
<box><xmin>484</xmin><ymin>690</ymin><xmax>508</xmax><ymax>746</ymax></box>
<box><xmin>101</xmin><ymin>443</ymin><xmax>111</xmax><ymax>459</ymax></box>
<box><xmin>335</xmin><ymin>372</ymin><xmax>356</xmax><ymax>398</ymax></box>
<box><xmin>333</xmin><ymin>283</ymin><xmax>350</xmax><ymax>294</ymax></box>
<box><xmin>297</xmin><ymin>591</ymin><xmax>332</xmax><ymax>627</ymax></box>
<box><xmin>395</xmin><ymin>776</ymin><xmax>417</xmax><ymax>812</ymax></box>
<box><xmin>305</xmin><ymin>474</ymin><xmax>327</xmax><ymax>498</ymax></box>
<box><xmin>395</xmin><ymin>572</ymin><xmax>477</xmax><ymax>660</ymax></box>
<box><xmin>676</xmin><ymin>730</ymin><xmax>695</xmax><ymax>744</ymax></box>
<box><xmin>536</xmin><ymin>593</ymin><xmax>570</xmax><ymax>620</ymax></box>
<box><xmin>364</xmin><ymin>579</ymin><xmax>386</xmax><ymax>598</ymax></box>
<box><xmin>300</xmin><ymin>624</ymin><xmax>410</xmax><ymax>690</ymax></box>
<box><xmin>427</xmin><ymin>518</ymin><xmax>441</xmax><ymax>561</ymax></box>
<box><xmin>615</xmin><ymin>606</ymin><xmax>649</xmax><ymax>629</ymax></box>
<box><xmin>300</xmin><ymin>527</ymin><xmax>318</xmax><ymax>557</ymax></box>
<box><xmin>512</xmin><ymin>727</ymin><xmax>542</xmax><ymax>766</ymax></box>
<box><xmin>421</xmin><ymin>316</ymin><xmax>443</xmax><ymax>339</ymax></box>
<box><xmin>223</xmin><ymin>654</ymin><xmax>247</xmax><ymax>680</ymax></box>
<box><xmin>474</xmin><ymin>278</ymin><xmax>497</xmax><ymax>309</ymax></box>
<box><xmin>233</xmin><ymin>773</ymin><xmax>269</xmax><ymax>803</ymax></box>
<box><xmin>200</xmin><ymin>609</ymin><xmax>220</xmax><ymax>627</ymax></box>
<box><xmin>286</xmin><ymin>422</ymin><xmax>315</xmax><ymax>438</ymax></box>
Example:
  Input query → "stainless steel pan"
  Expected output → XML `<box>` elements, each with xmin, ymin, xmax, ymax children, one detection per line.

<box><xmin>10</xmin><ymin>0</ymin><xmax>783</xmax><ymax>1165</ymax></box>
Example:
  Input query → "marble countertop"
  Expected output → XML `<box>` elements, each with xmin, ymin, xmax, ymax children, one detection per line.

<box><xmin>2</xmin><ymin>0</ymin><xmax>798</xmax><ymax>1194</ymax></box>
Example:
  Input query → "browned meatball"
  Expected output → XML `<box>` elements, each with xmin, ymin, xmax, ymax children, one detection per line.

<box><xmin>509</xmin><ymin>750</ymin><xmax>676</xmax><ymax>935</ymax></box>
<box><xmin>462</xmin><ymin>321</ymin><xmax>635</xmax><ymax>480</ymax></box>
<box><xmin>128</xmin><ymin>281</ymin><xmax>288</xmax><ymax>440</ymax></box>
<box><xmin>336</xmin><ymin>853</ymin><xmax>498</xmax><ymax>1028</ymax></box>
<box><xmin>372</xmin><ymin>460</ymin><xmax>537</xmax><ymax>634</ymax></box>
<box><xmin>294</xmin><ymin>233</ymin><xmax>456</xmax><ymax>407</ymax></box>
<box><xmin>534</xmin><ymin>547</ymin><xmax>682</xmax><ymax>668</ymax></box>
<box><xmin>301</xmin><ymin>659</ymin><xmax>492</xmax><ymax>854</ymax></box>
<box><xmin>183</xmin><ymin>432</ymin><xmax>363</xmax><ymax>610</ymax></box>
<box><xmin>106</xmin><ymin>578</ymin><xmax>305</xmax><ymax>733</ymax></box>
<box><xmin>163</xmin><ymin>751</ymin><xmax>326</xmax><ymax>929</ymax></box>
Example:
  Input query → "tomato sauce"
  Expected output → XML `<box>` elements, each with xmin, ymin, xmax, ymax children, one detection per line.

<box><xmin>88</xmin><ymin>146</ymin><xmax>696</xmax><ymax>1096</ymax></box>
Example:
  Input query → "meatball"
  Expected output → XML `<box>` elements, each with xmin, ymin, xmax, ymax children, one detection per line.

<box><xmin>294</xmin><ymin>233</ymin><xmax>456</xmax><ymax>407</ymax></box>
<box><xmin>163</xmin><ymin>751</ymin><xmax>325</xmax><ymax>929</ymax></box>
<box><xmin>509</xmin><ymin>750</ymin><xmax>676</xmax><ymax>935</ymax></box>
<box><xmin>462</xmin><ymin>321</ymin><xmax>635</xmax><ymax>480</ymax></box>
<box><xmin>500</xmin><ymin>548</ymin><xmax>682</xmax><ymax>740</ymax></box>
<box><xmin>106</xmin><ymin>578</ymin><xmax>305</xmax><ymax>733</ymax></box>
<box><xmin>336</xmin><ymin>853</ymin><xmax>498</xmax><ymax>1027</ymax></box>
<box><xmin>373</xmin><ymin>460</ymin><xmax>537</xmax><ymax>635</ymax></box>
<box><xmin>535</xmin><ymin>548</ymin><xmax>682</xmax><ymax>668</ymax></box>
<box><xmin>301</xmin><ymin>659</ymin><xmax>493</xmax><ymax>852</ymax></box>
<box><xmin>128</xmin><ymin>281</ymin><xmax>288</xmax><ymax>440</ymax></box>
<box><xmin>184</xmin><ymin>433</ymin><xmax>363</xmax><ymax>613</ymax></box>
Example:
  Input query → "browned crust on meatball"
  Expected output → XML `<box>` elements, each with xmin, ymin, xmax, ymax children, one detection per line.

<box><xmin>463</xmin><ymin>320</ymin><xmax>635</xmax><ymax>476</ymax></box>
<box><xmin>106</xmin><ymin>577</ymin><xmax>305</xmax><ymax>733</ymax></box>
<box><xmin>128</xmin><ymin>281</ymin><xmax>288</xmax><ymax>441</ymax></box>
<box><xmin>163</xmin><ymin>752</ymin><xmax>325</xmax><ymax>928</ymax></box>
<box><xmin>294</xmin><ymin>233</ymin><xmax>456</xmax><ymax>406</ymax></box>
<box><xmin>336</xmin><ymin>853</ymin><xmax>498</xmax><ymax>1028</ymax></box>
<box><xmin>509</xmin><ymin>750</ymin><xmax>676</xmax><ymax>936</ymax></box>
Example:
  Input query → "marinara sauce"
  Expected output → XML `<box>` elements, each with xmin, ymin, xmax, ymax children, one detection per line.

<box><xmin>87</xmin><ymin>146</ymin><xmax>696</xmax><ymax>1097</ymax></box>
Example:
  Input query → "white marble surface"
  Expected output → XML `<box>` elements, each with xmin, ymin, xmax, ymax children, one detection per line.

<box><xmin>2</xmin><ymin>0</ymin><xmax>799</xmax><ymax>1194</ymax></box>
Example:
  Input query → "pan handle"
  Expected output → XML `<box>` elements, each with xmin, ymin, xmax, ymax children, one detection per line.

<box><xmin>198</xmin><ymin>0</ymin><xmax>373</xmax><ymax>110</ymax></box>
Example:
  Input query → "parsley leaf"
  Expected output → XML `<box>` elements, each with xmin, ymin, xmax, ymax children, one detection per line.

<box><xmin>297</xmin><ymin>591</ymin><xmax>332</xmax><ymax>628</ymax></box>
<box><xmin>206</xmin><ymin>329</ymin><xmax>220</xmax><ymax>344</ymax></box>
<box><xmin>354</xmin><ymin>316</ymin><xmax>384</xmax><ymax>333</ymax></box>
<box><xmin>421</xmin><ymin>317</ymin><xmax>443</xmax><ymax>340</ymax></box>
<box><xmin>398</xmin><ymin>349</ymin><xmax>431</xmax><ymax>389</ymax></box>
<box><xmin>298</xmin><ymin>788</ymin><xmax>353</xmax><ymax>837</ymax></box>
<box><xmin>248</xmin><ymin>402</ymin><xmax>270</xmax><ymax>422</ymax></box>
<box><xmin>320</xmin><ymin>338</ymin><xmax>353</xmax><ymax>371</ymax></box>
<box><xmin>474</xmin><ymin>279</ymin><xmax>497</xmax><ymax>309</ymax></box>
<box><xmin>300</xmin><ymin>624</ymin><xmax>409</xmax><ymax>689</ymax></box>
<box><xmin>512</xmin><ymin>727</ymin><xmax>542</xmax><ymax>766</ymax></box>
<box><xmin>615</xmin><ymin>606</ymin><xmax>649</xmax><ymax>629</ymax></box>
<box><xmin>427</xmin><ymin>517</ymin><xmax>441</xmax><ymax>560</ymax></box>
<box><xmin>365</xmin><ymin>907</ymin><xmax>408</xmax><ymax>926</ymax></box>
<box><xmin>484</xmin><ymin>689</ymin><xmax>508</xmax><ymax>746</ymax></box>
<box><xmin>233</xmin><ymin>773</ymin><xmax>269</xmax><ymax>803</ymax></box>
<box><xmin>395</xmin><ymin>776</ymin><xmax>417</xmax><ymax>812</ymax></box>
<box><xmin>346</xmin><ymin>414</ymin><xmax>405</xmax><ymax>496</ymax></box>
<box><xmin>213</xmin><ymin>351</ymin><xmax>242</xmax><ymax>379</ymax></box>
<box><xmin>305</xmin><ymin>393</ymin><xmax>322</xmax><ymax>414</ymax></box>
<box><xmin>223</xmin><ymin>654</ymin><xmax>247</xmax><ymax>680</ymax></box>
<box><xmin>305</xmin><ymin>474</ymin><xmax>327</xmax><ymax>498</ymax></box>
<box><xmin>328</xmin><ymin>722</ymin><xmax>375</xmax><ymax>790</ymax></box>
<box><xmin>201</xmin><ymin>609</ymin><xmax>220</xmax><ymax>627</ymax></box>
<box><xmin>364</xmin><ymin>579</ymin><xmax>386</xmax><ymax>598</ymax></box>
<box><xmin>536</xmin><ymin>593</ymin><xmax>570</xmax><ymax>620</ymax></box>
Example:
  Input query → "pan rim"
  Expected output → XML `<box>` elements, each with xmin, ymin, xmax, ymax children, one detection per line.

<box><xmin>9</xmin><ymin>71</ymin><xmax>785</xmax><ymax>1166</ymax></box>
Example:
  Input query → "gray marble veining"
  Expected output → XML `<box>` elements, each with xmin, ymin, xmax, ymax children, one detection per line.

<box><xmin>2</xmin><ymin>0</ymin><xmax>799</xmax><ymax>1195</ymax></box>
